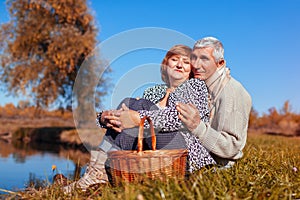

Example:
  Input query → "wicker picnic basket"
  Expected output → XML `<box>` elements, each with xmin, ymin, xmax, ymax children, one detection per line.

<box><xmin>106</xmin><ymin>116</ymin><xmax>188</xmax><ymax>185</ymax></box>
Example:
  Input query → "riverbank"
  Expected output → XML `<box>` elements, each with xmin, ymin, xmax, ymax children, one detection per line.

<box><xmin>0</xmin><ymin>117</ymin><xmax>106</xmax><ymax>182</ymax></box>
<box><xmin>0</xmin><ymin>117</ymin><xmax>106</xmax><ymax>148</ymax></box>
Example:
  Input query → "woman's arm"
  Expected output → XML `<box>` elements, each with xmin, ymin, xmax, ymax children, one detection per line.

<box><xmin>120</xmin><ymin>79</ymin><xmax>210</xmax><ymax>132</ymax></box>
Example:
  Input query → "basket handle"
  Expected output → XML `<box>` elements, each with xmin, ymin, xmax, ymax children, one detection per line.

<box><xmin>137</xmin><ymin>116</ymin><xmax>156</xmax><ymax>152</ymax></box>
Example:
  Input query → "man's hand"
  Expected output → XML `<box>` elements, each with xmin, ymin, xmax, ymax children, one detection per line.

<box><xmin>176</xmin><ymin>102</ymin><xmax>200</xmax><ymax>131</ymax></box>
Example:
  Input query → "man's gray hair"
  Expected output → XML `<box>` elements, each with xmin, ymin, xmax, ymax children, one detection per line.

<box><xmin>193</xmin><ymin>37</ymin><xmax>224</xmax><ymax>63</ymax></box>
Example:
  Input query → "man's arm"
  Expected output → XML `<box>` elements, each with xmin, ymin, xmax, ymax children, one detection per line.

<box><xmin>176</xmin><ymin>84</ymin><xmax>252</xmax><ymax>159</ymax></box>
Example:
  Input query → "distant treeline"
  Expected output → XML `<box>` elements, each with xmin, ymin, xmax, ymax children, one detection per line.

<box><xmin>249</xmin><ymin>101</ymin><xmax>300</xmax><ymax>136</ymax></box>
<box><xmin>0</xmin><ymin>101</ymin><xmax>72</xmax><ymax>119</ymax></box>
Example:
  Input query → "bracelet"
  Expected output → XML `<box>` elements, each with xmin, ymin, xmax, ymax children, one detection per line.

<box><xmin>96</xmin><ymin>111</ymin><xmax>108</xmax><ymax>129</ymax></box>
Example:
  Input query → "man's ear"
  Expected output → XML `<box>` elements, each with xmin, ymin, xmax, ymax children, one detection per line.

<box><xmin>217</xmin><ymin>59</ymin><xmax>225</xmax><ymax>68</ymax></box>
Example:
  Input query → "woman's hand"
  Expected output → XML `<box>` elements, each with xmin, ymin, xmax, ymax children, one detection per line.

<box><xmin>176</xmin><ymin>102</ymin><xmax>200</xmax><ymax>131</ymax></box>
<box><xmin>103</xmin><ymin>104</ymin><xmax>140</xmax><ymax>132</ymax></box>
<box><xmin>118</xmin><ymin>104</ymin><xmax>141</xmax><ymax>130</ymax></box>
<box><xmin>101</xmin><ymin>110</ymin><xmax>122</xmax><ymax>131</ymax></box>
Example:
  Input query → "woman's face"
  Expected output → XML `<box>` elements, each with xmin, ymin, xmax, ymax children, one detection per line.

<box><xmin>166</xmin><ymin>54</ymin><xmax>191</xmax><ymax>87</ymax></box>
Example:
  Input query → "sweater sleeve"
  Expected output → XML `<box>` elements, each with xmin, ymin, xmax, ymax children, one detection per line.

<box><xmin>192</xmin><ymin>80</ymin><xmax>252</xmax><ymax>159</ymax></box>
<box><xmin>139</xmin><ymin>78</ymin><xmax>210</xmax><ymax>132</ymax></box>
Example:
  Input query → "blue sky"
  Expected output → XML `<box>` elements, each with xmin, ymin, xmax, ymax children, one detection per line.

<box><xmin>1</xmin><ymin>0</ymin><xmax>300</xmax><ymax>114</ymax></box>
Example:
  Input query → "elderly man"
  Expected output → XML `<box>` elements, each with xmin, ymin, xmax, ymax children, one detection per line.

<box><xmin>176</xmin><ymin>36</ymin><xmax>252</xmax><ymax>167</ymax></box>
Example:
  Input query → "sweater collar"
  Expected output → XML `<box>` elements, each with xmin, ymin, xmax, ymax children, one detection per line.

<box><xmin>205</xmin><ymin>67</ymin><xmax>226</xmax><ymax>92</ymax></box>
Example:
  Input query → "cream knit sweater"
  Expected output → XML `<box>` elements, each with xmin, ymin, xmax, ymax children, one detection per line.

<box><xmin>192</xmin><ymin>67</ymin><xmax>252</xmax><ymax>165</ymax></box>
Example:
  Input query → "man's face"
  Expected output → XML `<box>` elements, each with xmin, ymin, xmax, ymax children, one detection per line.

<box><xmin>190</xmin><ymin>47</ymin><xmax>219</xmax><ymax>80</ymax></box>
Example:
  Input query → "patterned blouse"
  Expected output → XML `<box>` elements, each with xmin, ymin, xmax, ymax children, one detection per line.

<box><xmin>139</xmin><ymin>78</ymin><xmax>210</xmax><ymax>131</ymax></box>
<box><xmin>140</xmin><ymin>78</ymin><xmax>215</xmax><ymax>171</ymax></box>
<box><xmin>142</xmin><ymin>84</ymin><xmax>168</xmax><ymax>104</ymax></box>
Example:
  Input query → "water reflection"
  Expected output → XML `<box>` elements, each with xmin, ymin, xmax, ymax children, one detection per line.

<box><xmin>0</xmin><ymin>139</ymin><xmax>90</xmax><ymax>193</ymax></box>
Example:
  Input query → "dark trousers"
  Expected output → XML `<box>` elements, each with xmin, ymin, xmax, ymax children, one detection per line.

<box><xmin>102</xmin><ymin>98</ymin><xmax>186</xmax><ymax>151</ymax></box>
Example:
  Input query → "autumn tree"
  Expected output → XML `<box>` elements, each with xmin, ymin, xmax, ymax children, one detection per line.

<box><xmin>280</xmin><ymin>100</ymin><xmax>292</xmax><ymax>115</ymax></box>
<box><xmin>248</xmin><ymin>107</ymin><xmax>259</xmax><ymax>129</ymax></box>
<box><xmin>0</xmin><ymin>0</ymin><xmax>110</xmax><ymax>110</ymax></box>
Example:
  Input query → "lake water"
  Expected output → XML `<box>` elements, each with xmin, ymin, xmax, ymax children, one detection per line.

<box><xmin>0</xmin><ymin>140</ymin><xmax>90</xmax><ymax>194</ymax></box>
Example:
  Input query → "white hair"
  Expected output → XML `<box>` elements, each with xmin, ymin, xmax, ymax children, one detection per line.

<box><xmin>193</xmin><ymin>37</ymin><xmax>224</xmax><ymax>63</ymax></box>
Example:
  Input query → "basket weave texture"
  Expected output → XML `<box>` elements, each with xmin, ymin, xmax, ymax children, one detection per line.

<box><xmin>107</xmin><ymin>116</ymin><xmax>188</xmax><ymax>185</ymax></box>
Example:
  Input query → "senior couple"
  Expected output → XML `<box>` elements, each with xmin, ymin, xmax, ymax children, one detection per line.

<box><xmin>62</xmin><ymin>36</ymin><xmax>252</xmax><ymax>193</ymax></box>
